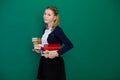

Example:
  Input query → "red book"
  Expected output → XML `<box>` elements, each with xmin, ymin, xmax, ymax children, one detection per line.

<box><xmin>43</xmin><ymin>44</ymin><xmax>61</xmax><ymax>50</ymax></box>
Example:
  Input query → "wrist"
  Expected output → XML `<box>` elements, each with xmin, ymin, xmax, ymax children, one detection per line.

<box><xmin>55</xmin><ymin>52</ymin><xmax>59</xmax><ymax>56</ymax></box>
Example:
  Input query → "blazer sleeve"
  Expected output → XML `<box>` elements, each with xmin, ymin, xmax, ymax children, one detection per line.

<box><xmin>55</xmin><ymin>28</ymin><xmax>73</xmax><ymax>55</ymax></box>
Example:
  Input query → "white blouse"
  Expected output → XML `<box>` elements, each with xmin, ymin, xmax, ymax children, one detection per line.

<box><xmin>41</xmin><ymin>27</ymin><xmax>52</xmax><ymax>47</ymax></box>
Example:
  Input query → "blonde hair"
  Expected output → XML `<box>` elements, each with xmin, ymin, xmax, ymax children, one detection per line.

<box><xmin>45</xmin><ymin>6</ymin><xmax>60</xmax><ymax>31</ymax></box>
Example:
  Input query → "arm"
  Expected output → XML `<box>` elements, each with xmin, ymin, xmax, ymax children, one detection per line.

<box><xmin>55</xmin><ymin>28</ymin><xmax>73</xmax><ymax>55</ymax></box>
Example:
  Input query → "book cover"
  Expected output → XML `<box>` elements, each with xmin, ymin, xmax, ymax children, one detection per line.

<box><xmin>43</xmin><ymin>44</ymin><xmax>61</xmax><ymax>50</ymax></box>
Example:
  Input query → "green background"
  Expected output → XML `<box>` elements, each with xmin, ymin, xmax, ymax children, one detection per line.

<box><xmin>0</xmin><ymin>0</ymin><xmax>120</xmax><ymax>80</ymax></box>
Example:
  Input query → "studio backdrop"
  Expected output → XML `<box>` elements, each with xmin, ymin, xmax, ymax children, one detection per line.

<box><xmin>0</xmin><ymin>0</ymin><xmax>120</xmax><ymax>80</ymax></box>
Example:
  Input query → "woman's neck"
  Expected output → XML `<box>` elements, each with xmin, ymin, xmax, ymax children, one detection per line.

<box><xmin>47</xmin><ymin>21</ymin><xmax>54</xmax><ymax>28</ymax></box>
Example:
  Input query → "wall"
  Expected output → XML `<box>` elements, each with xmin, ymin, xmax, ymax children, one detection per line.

<box><xmin>0</xmin><ymin>0</ymin><xmax>120</xmax><ymax>80</ymax></box>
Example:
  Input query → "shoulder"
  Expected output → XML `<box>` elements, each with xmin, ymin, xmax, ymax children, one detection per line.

<box><xmin>53</xmin><ymin>26</ymin><xmax>66</xmax><ymax>36</ymax></box>
<box><xmin>42</xmin><ymin>28</ymin><xmax>46</xmax><ymax>34</ymax></box>
<box><xmin>54</xmin><ymin>26</ymin><xmax>63</xmax><ymax>32</ymax></box>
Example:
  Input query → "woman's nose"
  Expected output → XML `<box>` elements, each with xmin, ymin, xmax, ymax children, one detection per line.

<box><xmin>44</xmin><ymin>15</ymin><xmax>48</xmax><ymax>19</ymax></box>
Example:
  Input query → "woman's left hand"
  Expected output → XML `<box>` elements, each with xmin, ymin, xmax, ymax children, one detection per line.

<box><xmin>48</xmin><ymin>51</ymin><xmax>59</xmax><ymax>59</ymax></box>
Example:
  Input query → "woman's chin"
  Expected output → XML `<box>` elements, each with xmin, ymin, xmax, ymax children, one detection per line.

<box><xmin>44</xmin><ymin>21</ymin><xmax>49</xmax><ymax>24</ymax></box>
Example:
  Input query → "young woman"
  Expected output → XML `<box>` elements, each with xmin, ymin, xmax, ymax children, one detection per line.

<box><xmin>35</xmin><ymin>6</ymin><xmax>73</xmax><ymax>80</ymax></box>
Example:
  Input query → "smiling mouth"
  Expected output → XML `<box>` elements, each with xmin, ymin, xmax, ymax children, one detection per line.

<box><xmin>44</xmin><ymin>19</ymin><xmax>48</xmax><ymax>21</ymax></box>
<box><xmin>44</xmin><ymin>20</ymin><xmax>48</xmax><ymax>22</ymax></box>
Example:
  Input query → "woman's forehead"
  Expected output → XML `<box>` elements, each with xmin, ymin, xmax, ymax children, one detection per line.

<box><xmin>45</xmin><ymin>9</ymin><xmax>54</xmax><ymax>14</ymax></box>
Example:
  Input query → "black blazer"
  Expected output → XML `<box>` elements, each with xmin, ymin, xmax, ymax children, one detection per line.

<box><xmin>42</xmin><ymin>26</ymin><xmax>73</xmax><ymax>55</ymax></box>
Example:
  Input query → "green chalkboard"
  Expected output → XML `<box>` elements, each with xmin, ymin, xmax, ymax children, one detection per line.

<box><xmin>0</xmin><ymin>0</ymin><xmax>120</xmax><ymax>80</ymax></box>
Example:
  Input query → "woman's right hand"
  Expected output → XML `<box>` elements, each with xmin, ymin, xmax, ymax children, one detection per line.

<box><xmin>33</xmin><ymin>49</ymin><xmax>41</xmax><ymax>53</ymax></box>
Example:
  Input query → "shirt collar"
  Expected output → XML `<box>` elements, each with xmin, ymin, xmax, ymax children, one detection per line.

<box><xmin>46</xmin><ymin>26</ymin><xmax>52</xmax><ymax>30</ymax></box>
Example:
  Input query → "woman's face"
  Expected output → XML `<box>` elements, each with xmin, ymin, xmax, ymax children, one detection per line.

<box><xmin>43</xmin><ymin>9</ymin><xmax>56</xmax><ymax>25</ymax></box>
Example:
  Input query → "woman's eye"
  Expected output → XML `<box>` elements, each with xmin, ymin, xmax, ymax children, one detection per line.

<box><xmin>48</xmin><ymin>14</ymin><xmax>51</xmax><ymax>16</ymax></box>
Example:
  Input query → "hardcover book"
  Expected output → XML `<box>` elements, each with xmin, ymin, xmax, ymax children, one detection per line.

<box><xmin>43</xmin><ymin>44</ymin><xmax>61</xmax><ymax>50</ymax></box>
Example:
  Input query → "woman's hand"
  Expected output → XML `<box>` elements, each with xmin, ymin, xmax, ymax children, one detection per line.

<box><xmin>43</xmin><ymin>50</ymin><xmax>49</xmax><ymax>58</ymax></box>
<box><xmin>43</xmin><ymin>50</ymin><xmax>59</xmax><ymax>59</ymax></box>
<box><xmin>33</xmin><ymin>49</ymin><xmax>41</xmax><ymax>53</ymax></box>
<box><xmin>48</xmin><ymin>51</ymin><xmax>59</xmax><ymax>59</ymax></box>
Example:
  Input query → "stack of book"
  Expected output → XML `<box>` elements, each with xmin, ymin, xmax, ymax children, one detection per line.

<box><xmin>32</xmin><ymin>38</ymin><xmax>41</xmax><ymax>50</ymax></box>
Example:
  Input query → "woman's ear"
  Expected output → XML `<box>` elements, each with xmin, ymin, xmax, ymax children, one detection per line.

<box><xmin>54</xmin><ymin>16</ymin><xmax>57</xmax><ymax>21</ymax></box>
